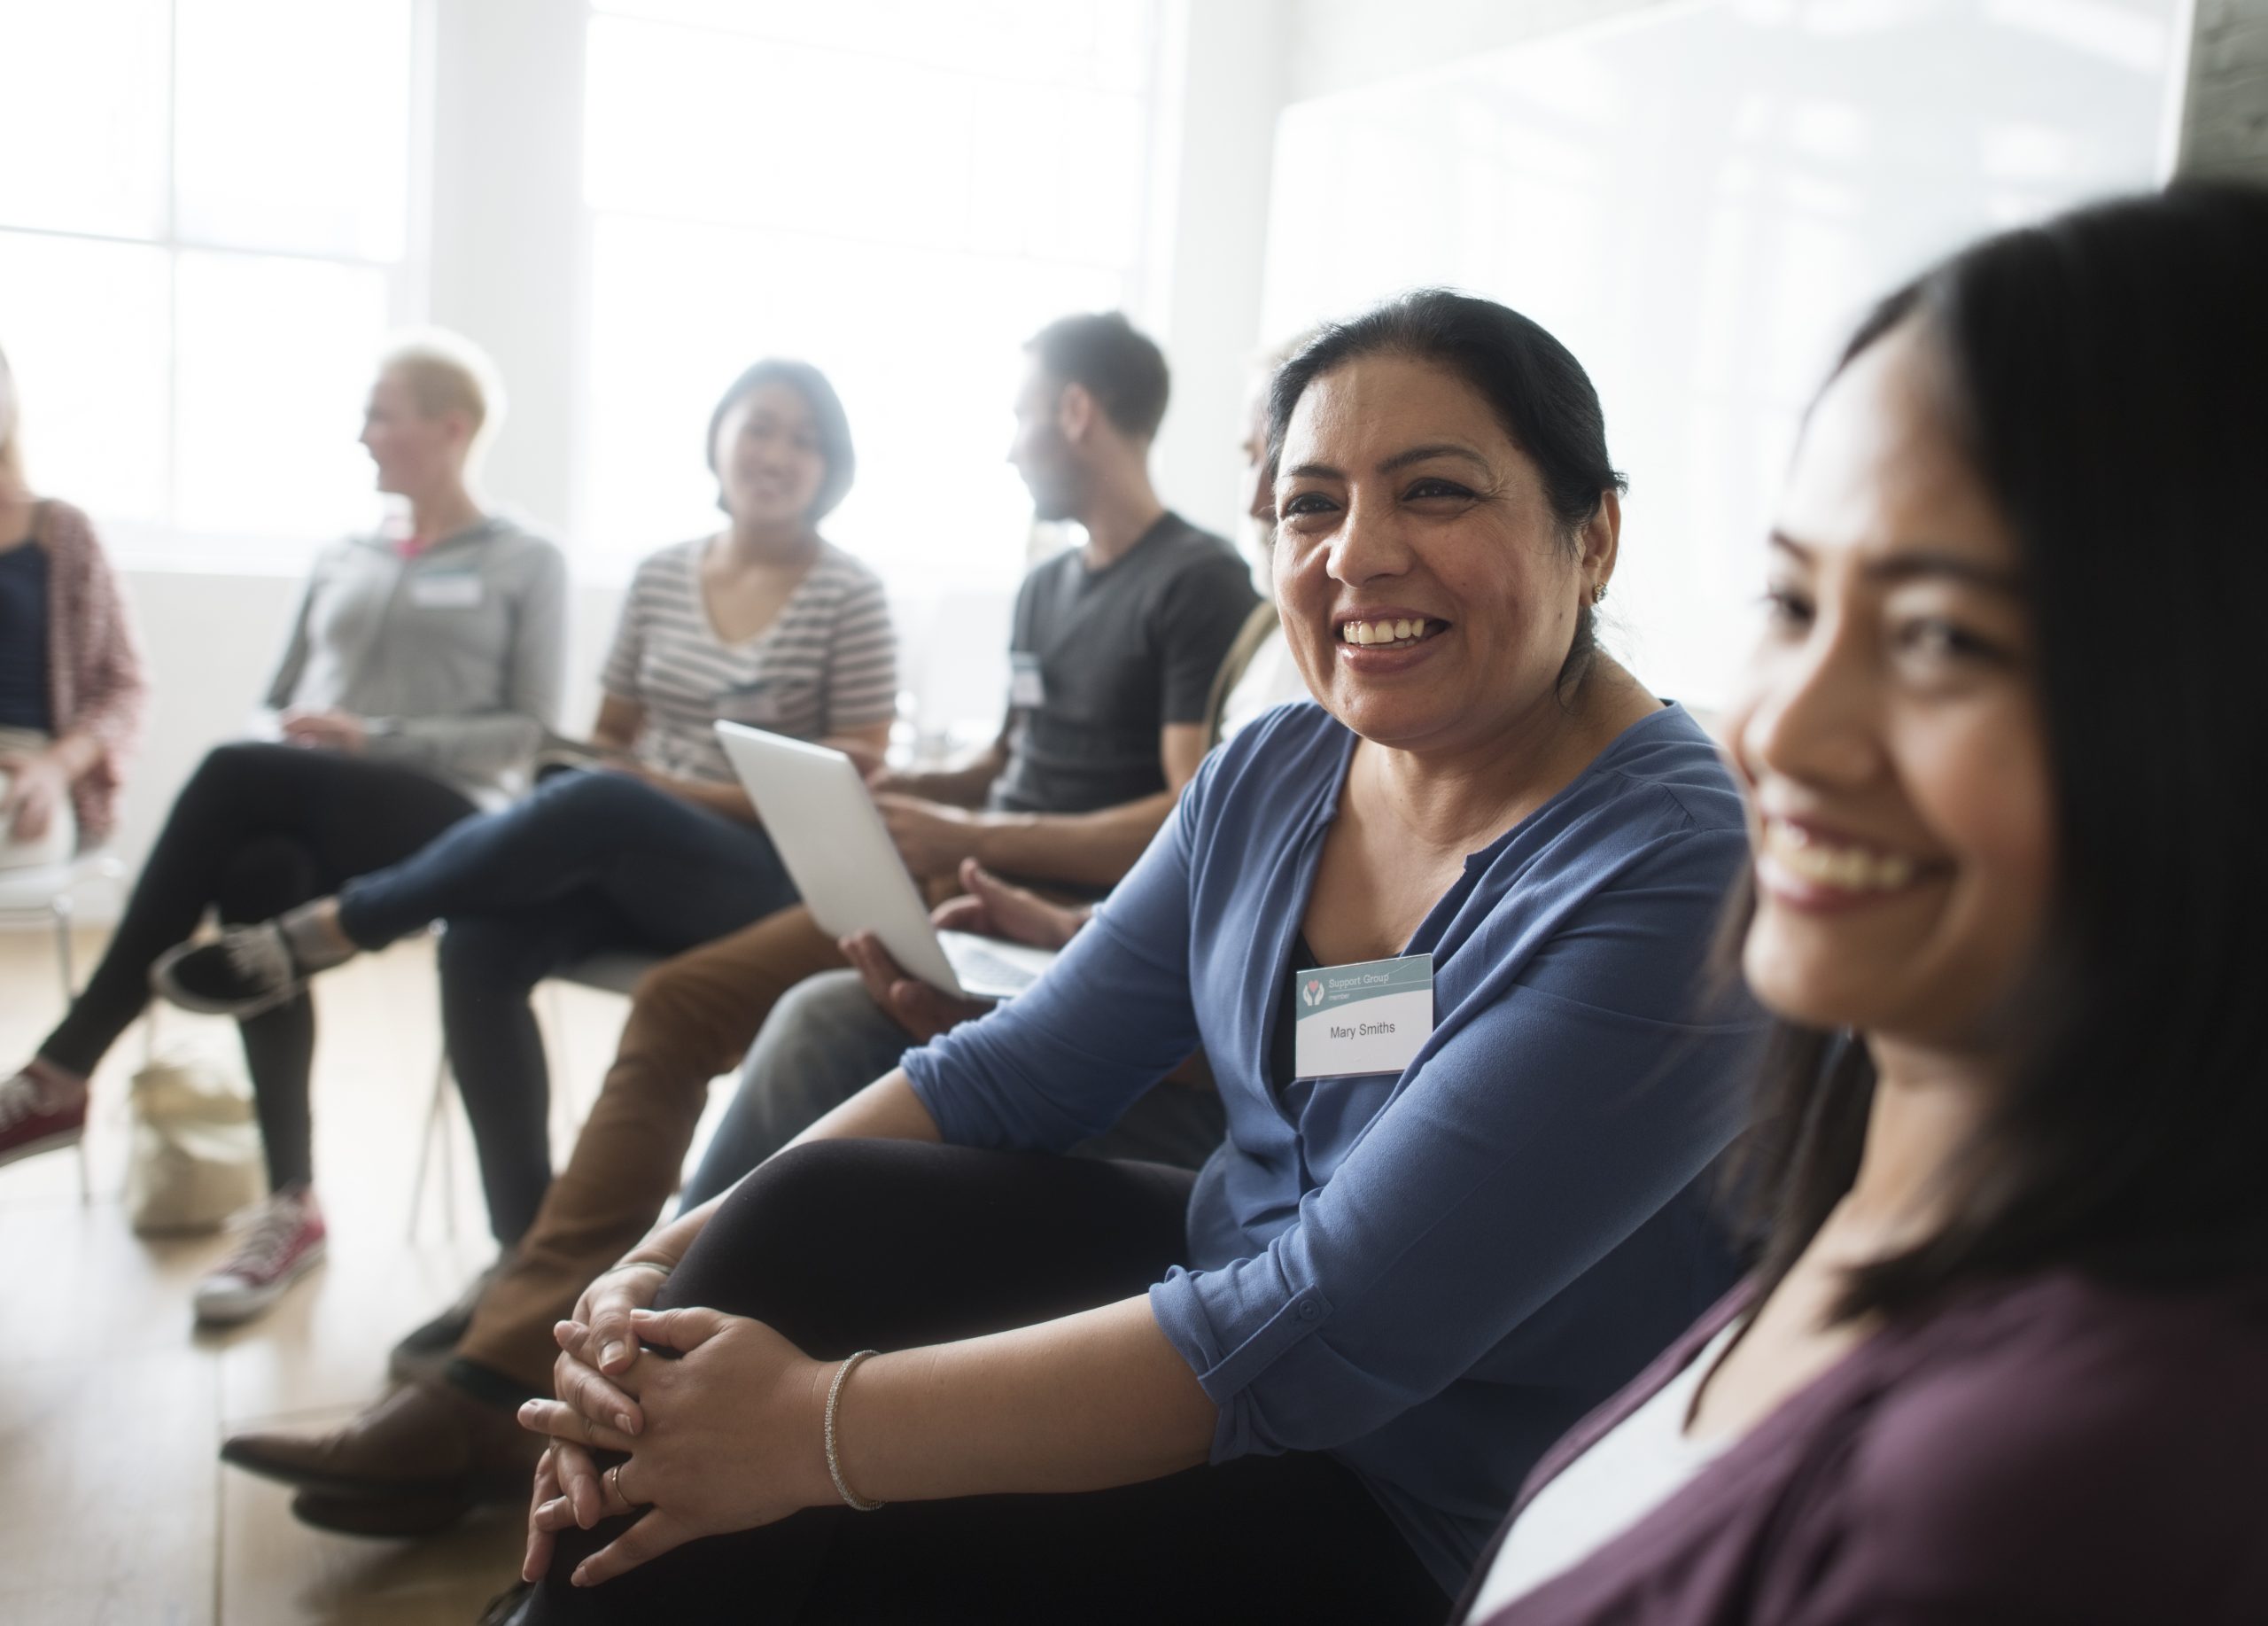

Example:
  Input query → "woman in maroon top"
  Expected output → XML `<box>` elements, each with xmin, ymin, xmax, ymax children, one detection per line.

<box><xmin>1456</xmin><ymin>186</ymin><xmax>2268</xmax><ymax>1625</ymax></box>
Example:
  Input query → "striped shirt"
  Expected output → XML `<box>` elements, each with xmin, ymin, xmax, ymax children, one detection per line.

<box><xmin>601</xmin><ymin>537</ymin><xmax>897</xmax><ymax>785</ymax></box>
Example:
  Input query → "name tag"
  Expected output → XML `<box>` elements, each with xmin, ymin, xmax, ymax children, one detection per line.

<box><xmin>1292</xmin><ymin>953</ymin><xmax>1434</xmax><ymax>1079</ymax></box>
<box><xmin>410</xmin><ymin>572</ymin><xmax>484</xmax><ymax>609</ymax></box>
<box><xmin>1009</xmin><ymin>652</ymin><xmax>1045</xmax><ymax>709</ymax></box>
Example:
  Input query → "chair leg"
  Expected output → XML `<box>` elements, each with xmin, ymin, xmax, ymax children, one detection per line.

<box><xmin>50</xmin><ymin>899</ymin><xmax>89</xmax><ymax>1204</ymax></box>
<box><xmin>408</xmin><ymin>1049</ymin><xmax>458</xmax><ymax>1242</ymax></box>
<box><xmin>50</xmin><ymin>894</ymin><xmax>75</xmax><ymax>1001</ymax></box>
<box><xmin>439</xmin><ymin>1060</ymin><xmax>457</xmax><ymax>1241</ymax></box>
<box><xmin>541</xmin><ymin>980</ymin><xmax>575</xmax><ymax>1149</ymax></box>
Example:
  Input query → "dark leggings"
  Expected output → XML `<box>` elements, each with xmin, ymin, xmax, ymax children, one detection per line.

<box><xmin>39</xmin><ymin>743</ymin><xmax>477</xmax><ymax>1193</ymax></box>
<box><xmin>524</xmin><ymin>1140</ymin><xmax>1449</xmax><ymax>1625</ymax></box>
<box><xmin>334</xmin><ymin>768</ymin><xmax>798</xmax><ymax>1242</ymax></box>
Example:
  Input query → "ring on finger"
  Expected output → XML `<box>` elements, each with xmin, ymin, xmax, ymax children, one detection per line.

<box><xmin>610</xmin><ymin>1461</ymin><xmax>634</xmax><ymax>1507</ymax></box>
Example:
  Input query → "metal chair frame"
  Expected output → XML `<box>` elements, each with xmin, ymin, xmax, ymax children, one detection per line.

<box><xmin>406</xmin><ymin>948</ymin><xmax>656</xmax><ymax>1240</ymax></box>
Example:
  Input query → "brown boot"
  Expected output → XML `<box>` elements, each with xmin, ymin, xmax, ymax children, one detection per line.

<box><xmin>221</xmin><ymin>1379</ymin><xmax>540</xmax><ymax>1506</ymax></box>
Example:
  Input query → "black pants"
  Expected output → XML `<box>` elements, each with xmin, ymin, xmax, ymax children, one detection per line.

<box><xmin>39</xmin><ymin>743</ymin><xmax>476</xmax><ymax>1194</ymax></box>
<box><xmin>525</xmin><ymin>1140</ymin><xmax>1449</xmax><ymax>1625</ymax></box>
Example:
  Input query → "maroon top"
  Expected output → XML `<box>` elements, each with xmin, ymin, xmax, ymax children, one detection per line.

<box><xmin>1455</xmin><ymin>1270</ymin><xmax>2268</xmax><ymax>1625</ymax></box>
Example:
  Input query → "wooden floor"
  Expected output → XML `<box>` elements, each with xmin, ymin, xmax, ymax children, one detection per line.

<box><xmin>0</xmin><ymin>926</ymin><xmax>671</xmax><ymax>1625</ymax></box>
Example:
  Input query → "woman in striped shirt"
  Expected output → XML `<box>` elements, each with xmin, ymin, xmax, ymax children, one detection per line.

<box><xmin>156</xmin><ymin>359</ymin><xmax>897</xmax><ymax>1251</ymax></box>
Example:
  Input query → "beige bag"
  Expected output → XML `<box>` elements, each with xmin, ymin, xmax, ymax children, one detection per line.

<box><xmin>126</xmin><ymin>1051</ymin><xmax>265</xmax><ymax>1235</ymax></box>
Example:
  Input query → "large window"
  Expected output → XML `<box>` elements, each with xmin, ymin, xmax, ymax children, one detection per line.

<box><xmin>0</xmin><ymin>0</ymin><xmax>416</xmax><ymax>562</ymax></box>
<box><xmin>579</xmin><ymin>0</ymin><xmax>1166</xmax><ymax>603</ymax></box>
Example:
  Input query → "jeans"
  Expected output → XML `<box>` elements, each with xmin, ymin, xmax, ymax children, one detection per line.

<box><xmin>335</xmin><ymin>769</ymin><xmax>797</xmax><ymax>1242</ymax></box>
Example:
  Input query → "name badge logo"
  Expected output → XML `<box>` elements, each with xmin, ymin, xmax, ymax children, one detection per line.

<box><xmin>1291</xmin><ymin>953</ymin><xmax>1434</xmax><ymax>1080</ymax></box>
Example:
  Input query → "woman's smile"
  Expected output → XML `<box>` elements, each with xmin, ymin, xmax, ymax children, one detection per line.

<box><xmin>1752</xmin><ymin>813</ymin><xmax>1943</xmax><ymax>913</ymax></box>
<box><xmin>1332</xmin><ymin>607</ymin><xmax>1452</xmax><ymax>670</ymax></box>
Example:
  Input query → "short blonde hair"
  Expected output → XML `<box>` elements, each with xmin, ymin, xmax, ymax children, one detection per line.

<box><xmin>378</xmin><ymin>328</ymin><xmax>506</xmax><ymax>455</ymax></box>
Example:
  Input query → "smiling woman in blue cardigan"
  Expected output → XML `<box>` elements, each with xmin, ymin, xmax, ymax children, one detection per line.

<box><xmin>505</xmin><ymin>292</ymin><xmax>1765</xmax><ymax>1624</ymax></box>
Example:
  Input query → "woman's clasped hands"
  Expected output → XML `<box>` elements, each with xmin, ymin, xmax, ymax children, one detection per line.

<box><xmin>516</xmin><ymin>1264</ymin><xmax>837</xmax><ymax>1589</ymax></box>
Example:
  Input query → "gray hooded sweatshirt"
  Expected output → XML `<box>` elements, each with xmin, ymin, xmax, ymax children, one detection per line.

<box><xmin>262</xmin><ymin>515</ymin><xmax>566</xmax><ymax>804</ymax></box>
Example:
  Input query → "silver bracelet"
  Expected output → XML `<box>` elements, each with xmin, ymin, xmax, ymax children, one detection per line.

<box><xmin>824</xmin><ymin>1350</ymin><xmax>884</xmax><ymax>1512</ymax></box>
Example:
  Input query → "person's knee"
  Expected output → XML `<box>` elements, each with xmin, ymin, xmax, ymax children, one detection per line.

<box><xmin>712</xmin><ymin>1140</ymin><xmax>897</xmax><ymax>1248</ymax></box>
<box><xmin>734</xmin><ymin>971</ymin><xmax>904</xmax><ymax>1116</ymax></box>
<box><xmin>624</xmin><ymin>948</ymin><xmax>716</xmax><ymax>1036</ymax></box>
<box><xmin>525</xmin><ymin>767</ymin><xmax>656</xmax><ymax>830</ymax></box>
<box><xmin>771</xmin><ymin>969</ymin><xmax>887</xmax><ymax>1046</ymax></box>
<box><xmin>178</xmin><ymin>741</ymin><xmax>282</xmax><ymax>813</ymax></box>
<box><xmin>213</xmin><ymin>835</ymin><xmax>320</xmax><ymax>923</ymax></box>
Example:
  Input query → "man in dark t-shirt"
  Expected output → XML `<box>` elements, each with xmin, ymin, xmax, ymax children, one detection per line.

<box><xmin>990</xmin><ymin>511</ymin><xmax>1254</xmax><ymax>815</ymax></box>
<box><xmin>870</xmin><ymin>312</ymin><xmax>1255</xmax><ymax>891</ymax></box>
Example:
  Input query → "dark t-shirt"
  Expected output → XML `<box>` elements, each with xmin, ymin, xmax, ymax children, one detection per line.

<box><xmin>0</xmin><ymin>541</ymin><xmax>53</xmax><ymax>734</ymax></box>
<box><xmin>988</xmin><ymin>512</ymin><xmax>1257</xmax><ymax>816</ymax></box>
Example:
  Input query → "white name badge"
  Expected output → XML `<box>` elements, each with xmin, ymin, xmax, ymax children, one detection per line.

<box><xmin>1009</xmin><ymin>651</ymin><xmax>1046</xmax><ymax>709</ymax></box>
<box><xmin>410</xmin><ymin>572</ymin><xmax>484</xmax><ymax>609</ymax></box>
<box><xmin>1292</xmin><ymin>953</ymin><xmax>1434</xmax><ymax>1079</ymax></box>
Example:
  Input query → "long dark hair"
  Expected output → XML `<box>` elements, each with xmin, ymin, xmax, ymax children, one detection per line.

<box><xmin>1267</xmin><ymin>289</ymin><xmax>1627</xmax><ymax>697</ymax></box>
<box><xmin>1733</xmin><ymin>184</ymin><xmax>2268</xmax><ymax>1320</ymax></box>
<box><xmin>706</xmin><ymin>358</ymin><xmax>856</xmax><ymax>522</ymax></box>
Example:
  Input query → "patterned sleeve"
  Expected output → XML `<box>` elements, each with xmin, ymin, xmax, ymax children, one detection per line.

<box><xmin>41</xmin><ymin>502</ymin><xmax>148</xmax><ymax>844</ymax></box>
<box><xmin>820</xmin><ymin>561</ymin><xmax>897</xmax><ymax>735</ymax></box>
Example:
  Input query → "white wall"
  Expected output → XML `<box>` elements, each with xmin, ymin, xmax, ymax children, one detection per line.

<box><xmin>47</xmin><ymin>0</ymin><xmax>2251</xmax><ymax>920</ymax></box>
<box><xmin>1146</xmin><ymin>0</ymin><xmax>1295</xmax><ymax>540</ymax></box>
<box><xmin>1286</xmin><ymin>0</ymin><xmax>1675</xmax><ymax>95</ymax></box>
<box><xmin>424</xmin><ymin>0</ymin><xmax>587</xmax><ymax>534</ymax></box>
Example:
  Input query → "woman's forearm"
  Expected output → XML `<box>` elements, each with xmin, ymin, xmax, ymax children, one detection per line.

<box><xmin>834</xmin><ymin>1295</ymin><xmax>1216</xmax><ymax>1503</ymax></box>
<box><xmin>665</xmin><ymin>773</ymin><xmax>757</xmax><ymax>824</ymax></box>
<box><xmin>786</xmin><ymin>1069</ymin><xmax>943</xmax><ymax>1152</ymax></box>
<box><xmin>43</xmin><ymin>729</ymin><xmax>105</xmax><ymax>782</ymax></box>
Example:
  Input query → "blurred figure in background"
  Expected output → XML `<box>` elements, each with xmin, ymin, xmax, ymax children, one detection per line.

<box><xmin>0</xmin><ymin>338</ymin><xmax>146</xmax><ymax>875</ymax></box>
<box><xmin>680</xmin><ymin>328</ymin><xmax>1320</xmax><ymax>1207</ymax></box>
<box><xmin>1</xmin><ymin>331</ymin><xmax>563</xmax><ymax>1331</ymax></box>
<box><xmin>154</xmin><ymin>360</ymin><xmax>894</xmax><ymax>1301</ymax></box>
<box><xmin>214</xmin><ymin>312</ymin><xmax>1255</xmax><ymax>1539</ymax></box>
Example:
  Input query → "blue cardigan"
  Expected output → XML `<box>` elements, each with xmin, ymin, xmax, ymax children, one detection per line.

<box><xmin>905</xmin><ymin>701</ymin><xmax>1765</xmax><ymax>1591</ymax></box>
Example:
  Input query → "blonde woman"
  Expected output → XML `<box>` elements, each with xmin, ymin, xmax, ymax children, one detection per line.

<box><xmin>0</xmin><ymin>333</ymin><xmax>566</xmax><ymax>1329</ymax></box>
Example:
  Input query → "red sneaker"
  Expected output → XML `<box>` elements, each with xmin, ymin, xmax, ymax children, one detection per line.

<box><xmin>0</xmin><ymin>1069</ymin><xmax>87</xmax><ymax>1170</ymax></box>
<box><xmin>195</xmin><ymin>1187</ymin><xmax>328</xmax><ymax>1325</ymax></box>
